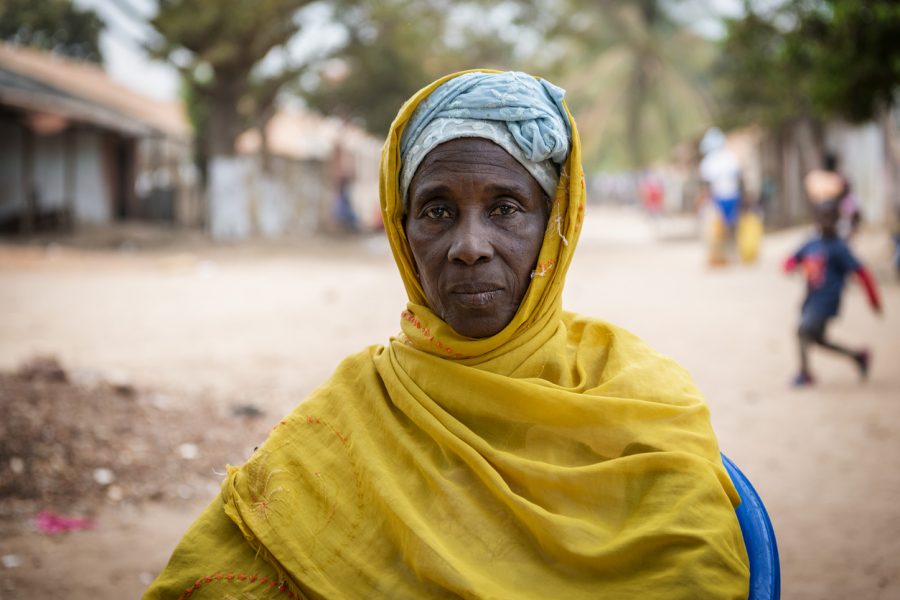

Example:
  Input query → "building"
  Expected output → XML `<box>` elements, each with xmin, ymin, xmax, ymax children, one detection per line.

<box><xmin>0</xmin><ymin>42</ymin><xmax>197</xmax><ymax>233</ymax></box>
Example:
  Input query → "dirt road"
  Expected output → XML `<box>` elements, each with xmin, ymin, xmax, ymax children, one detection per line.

<box><xmin>1</xmin><ymin>208</ymin><xmax>898</xmax><ymax>599</ymax></box>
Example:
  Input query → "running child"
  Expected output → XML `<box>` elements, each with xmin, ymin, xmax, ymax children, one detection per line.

<box><xmin>784</xmin><ymin>200</ymin><xmax>882</xmax><ymax>386</ymax></box>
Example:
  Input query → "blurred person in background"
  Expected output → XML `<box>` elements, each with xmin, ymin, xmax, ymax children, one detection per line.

<box><xmin>892</xmin><ymin>201</ymin><xmax>900</xmax><ymax>279</ymax></box>
<box><xmin>784</xmin><ymin>200</ymin><xmax>882</xmax><ymax>387</ymax></box>
<box><xmin>639</xmin><ymin>171</ymin><xmax>665</xmax><ymax>238</ymax></box>
<box><xmin>145</xmin><ymin>70</ymin><xmax>749</xmax><ymax>599</ymax></box>
<box><xmin>639</xmin><ymin>170</ymin><xmax>664</xmax><ymax>216</ymax></box>
<box><xmin>698</xmin><ymin>127</ymin><xmax>743</xmax><ymax>266</ymax></box>
<box><xmin>804</xmin><ymin>151</ymin><xmax>861</xmax><ymax>240</ymax></box>
<box><xmin>329</xmin><ymin>138</ymin><xmax>359</xmax><ymax>233</ymax></box>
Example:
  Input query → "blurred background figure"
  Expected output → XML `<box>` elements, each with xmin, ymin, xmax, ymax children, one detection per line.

<box><xmin>783</xmin><ymin>200</ymin><xmax>882</xmax><ymax>387</ymax></box>
<box><xmin>804</xmin><ymin>151</ymin><xmax>861</xmax><ymax>241</ymax></box>
<box><xmin>639</xmin><ymin>171</ymin><xmax>664</xmax><ymax>217</ymax></box>
<box><xmin>328</xmin><ymin>138</ymin><xmax>358</xmax><ymax>234</ymax></box>
<box><xmin>638</xmin><ymin>170</ymin><xmax>665</xmax><ymax>237</ymax></box>
<box><xmin>698</xmin><ymin>127</ymin><xmax>743</xmax><ymax>265</ymax></box>
<box><xmin>828</xmin><ymin>153</ymin><xmax>862</xmax><ymax>241</ymax></box>
<box><xmin>894</xmin><ymin>203</ymin><xmax>900</xmax><ymax>279</ymax></box>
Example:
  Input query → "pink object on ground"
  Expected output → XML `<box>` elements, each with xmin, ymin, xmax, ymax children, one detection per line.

<box><xmin>34</xmin><ymin>511</ymin><xmax>95</xmax><ymax>534</ymax></box>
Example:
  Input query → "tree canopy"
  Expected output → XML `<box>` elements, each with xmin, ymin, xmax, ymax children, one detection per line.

<box><xmin>0</xmin><ymin>0</ymin><xmax>105</xmax><ymax>63</ymax></box>
<box><xmin>524</xmin><ymin>0</ymin><xmax>717</xmax><ymax>171</ymax></box>
<box><xmin>300</xmin><ymin>0</ymin><xmax>523</xmax><ymax>136</ymax></box>
<box><xmin>148</xmin><ymin>0</ymin><xmax>317</xmax><ymax>157</ymax></box>
<box><xmin>716</xmin><ymin>0</ymin><xmax>900</xmax><ymax>127</ymax></box>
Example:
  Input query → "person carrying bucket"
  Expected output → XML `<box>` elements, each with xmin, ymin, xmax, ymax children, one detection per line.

<box><xmin>698</xmin><ymin>127</ymin><xmax>743</xmax><ymax>265</ymax></box>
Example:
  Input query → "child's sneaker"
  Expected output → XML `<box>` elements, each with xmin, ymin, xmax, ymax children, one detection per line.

<box><xmin>792</xmin><ymin>372</ymin><xmax>815</xmax><ymax>387</ymax></box>
<box><xmin>854</xmin><ymin>350</ymin><xmax>870</xmax><ymax>380</ymax></box>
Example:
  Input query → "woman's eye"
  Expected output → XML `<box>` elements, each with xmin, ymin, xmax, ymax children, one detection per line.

<box><xmin>490</xmin><ymin>203</ymin><xmax>518</xmax><ymax>217</ymax></box>
<box><xmin>425</xmin><ymin>206</ymin><xmax>451</xmax><ymax>219</ymax></box>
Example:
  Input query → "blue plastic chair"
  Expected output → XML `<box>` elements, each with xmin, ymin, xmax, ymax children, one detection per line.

<box><xmin>721</xmin><ymin>454</ymin><xmax>781</xmax><ymax>600</ymax></box>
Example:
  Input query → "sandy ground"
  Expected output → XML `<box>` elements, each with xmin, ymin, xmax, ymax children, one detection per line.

<box><xmin>0</xmin><ymin>206</ymin><xmax>898</xmax><ymax>599</ymax></box>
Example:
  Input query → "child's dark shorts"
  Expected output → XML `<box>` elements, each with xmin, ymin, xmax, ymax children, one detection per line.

<box><xmin>798</xmin><ymin>310</ymin><xmax>829</xmax><ymax>341</ymax></box>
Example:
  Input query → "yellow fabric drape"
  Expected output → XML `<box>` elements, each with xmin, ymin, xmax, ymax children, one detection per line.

<box><xmin>146</xmin><ymin>70</ymin><xmax>749</xmax><ymax>600</ymax></box>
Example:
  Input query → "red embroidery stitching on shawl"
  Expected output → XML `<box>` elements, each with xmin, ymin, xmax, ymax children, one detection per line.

<box><xmin>401</xmin><ymin>310</ymin><xmax>467</xmax><ymax>358</ymax></box>
<box><xmin>176</xmin><ymin>572</ymin><xmax>295</xmax><ymax>600</ymax></box>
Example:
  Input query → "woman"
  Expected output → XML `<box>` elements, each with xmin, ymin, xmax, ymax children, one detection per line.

<box><xmin>146</xmin><ymin>70</ymin><xmax>749</xmax><ymax>599</ymax></box>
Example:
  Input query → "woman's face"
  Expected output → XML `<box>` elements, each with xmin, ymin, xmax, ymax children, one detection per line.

<box><xmin>405</xmin><ymin>138</ymin><xmax>550</xmax><ymax>338</ymax></box>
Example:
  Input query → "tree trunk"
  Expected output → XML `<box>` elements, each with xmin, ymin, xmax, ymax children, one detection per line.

<box><xmin>626</xmin><ymin>55</ymin><xmax>648</xmax><ymax>169</ymax></box>
<box><xmin>207</xmin><ymin>71</ymin><xmax>245</xmax><ymax>158</ymax></box>
<box><xmin>207</xmin><ymin>70</ymin><xmax>251</xmax><ymax>240</ymax></box>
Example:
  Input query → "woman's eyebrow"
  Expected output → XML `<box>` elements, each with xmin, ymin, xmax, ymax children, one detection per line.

<box><xmin>410</xmin><ymin>183</ymin><xmax>453</xmax><ymax>202</ymax></box>
<box><xmin>484</xmin><ymin>181</ymin><xmax>533</xmax><ymax>197</ymax></box>
<box><xmin>410</xmin><ymin>178</ymin><xmax>535</xmax><ymax>202</ymax></box>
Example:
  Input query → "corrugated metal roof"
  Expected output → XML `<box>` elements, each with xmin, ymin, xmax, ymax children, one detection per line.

<box><xmin>0</xmin><ymin>42</ymin><xmax>189</xmax><ymax>139</ymax></box>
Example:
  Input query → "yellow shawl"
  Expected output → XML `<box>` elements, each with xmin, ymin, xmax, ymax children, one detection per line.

<box><xmin>146</xmin><ymin>70</ymin><xmax>749</xmax><ymax>600</ymax></box>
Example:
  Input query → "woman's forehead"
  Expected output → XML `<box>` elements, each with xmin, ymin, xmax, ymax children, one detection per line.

<box><xmin>412</xmin><ymin>138</ymin><xmax>534</xmax><ymax>183</ymax></box>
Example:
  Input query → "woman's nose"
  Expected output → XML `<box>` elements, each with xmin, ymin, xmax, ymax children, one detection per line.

<box><xmin>447</xmin><ymin>217</ymin><xmax>493</xmax><ymax>265</ymax></box>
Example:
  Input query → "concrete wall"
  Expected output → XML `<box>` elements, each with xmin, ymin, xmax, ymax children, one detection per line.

<box><xmin>73</xmin><ymin>129</ymin><xmax>111</xmax><ymax>223</ymax></box>
<box><xmin>0</xmin><ymin>115</ymin><xmax>113</xmax><ymax>227</ymax></box>
<box><xmin>0</xmin><ymin>116</ymin><xmax>24</xmax><ymax>222</ymax></box>
<box><xmin>136</xmin><ymin>136</ymin><xmax>201</xmax><ymax>227</ymax></box>
<box><xmin>32</xmin><ymin>131</ymin><xmax>66</xmax><ymax>213</ymax></box>
<box><xmin>826</xmin><ymin>122</ymin><xmax>887</xmax><ymax>223</ymax></box>
<box><xmin>209</xmin><ymin>154</ymin><xmax>352</xmax><ymax>241</ymax></box>
<box><xmin>208</xmin><ymin>156</ymin><xmax>252</xmax><ymax>240</ymax></box>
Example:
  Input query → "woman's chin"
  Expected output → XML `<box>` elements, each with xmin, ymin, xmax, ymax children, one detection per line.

<box><xmin>446</xmin><ymin>309</ymin><xmax>514</xmax><ymax>339</ymax></box>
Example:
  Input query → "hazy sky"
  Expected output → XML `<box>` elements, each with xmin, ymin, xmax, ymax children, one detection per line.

<box><xmin>74</xmin><ymin>0</ymin><xmax>178</xmax><ymax>100</ymax></box>
<box><xmin>74</xmin><ymin>0</ymin><xmax>746</xmax><ymax>103</ymax></box>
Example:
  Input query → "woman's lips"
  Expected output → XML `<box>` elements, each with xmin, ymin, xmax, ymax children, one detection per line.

<box><xmin>451</xmin><ymin>290</ymin><xmax>502</xmax><ymax>306</ymax></box>
<box><xmin>448</xmin><ymin>284</ymin><xmax>503</xmax><ymax>307</ymax></box>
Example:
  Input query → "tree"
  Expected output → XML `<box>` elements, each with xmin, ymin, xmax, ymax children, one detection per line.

<box><xmin>525</xmin><ymin>0</ymin><xmax>717</xmax><ymax>171</ymax></box>
<box><xmin>713</xmin><ymin>10</ymin><xmax>808</xmax><ymax>129</ymax></box>
<box><xmin>299</xmin><ymin>0</ymin><xmax>525</xmax><ymax>136</ymax></box>
<box><xmin>0</xmin><ymin>0</ymin><xmax>105</xmax><ymax>63</ymax></box>
<box><xmin>148</xmin><ymin>0</ymin><xmax>317</xmax><ymax>159</ymax></box>
<box><xmin>716</xmin><ymin>0</ymin><xmax>900</xmax><ymax>127</ymax></box>
<box><xmin>715</xmin><ymin>0</ymin><xmax>900</xmax><ymax>226</ymax></box>
<box><xmin>301</xmin><ymin>0</ymin><xmax>718</xmax><ymax>168</ymax></box>
<box><xmin>140</xmin><ymin>0</ymin><xmax>321</xmax><ymax>239</ymax></box>
<box><xmin>792</xmin><ymin>0</ymin><xmax>900</xmax><ymax>123</ymax></box>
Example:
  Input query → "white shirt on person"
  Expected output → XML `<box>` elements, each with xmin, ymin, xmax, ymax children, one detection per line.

<box><xmin>700</xmin><ymin>148</ymin><xmax>741</xmax><ymax>199</ymax></box>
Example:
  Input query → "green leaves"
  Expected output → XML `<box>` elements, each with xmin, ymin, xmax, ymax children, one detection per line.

<box><xmin>0</xmin><ymin>0</ymin><xmax>105</xmax><ymax>64</ymax></box>
<box><xmin>148</xmin><ymin>0</ymin><xmax>317</xmax><ymax>156</ymax></box>
<box><xmin>300</xmin><ymin>0</ymin><xmax>522</xmax><ymax>136</ymax></box>
<box><xmin>716</xmin><ymin>0</ymin><xmax>900</xmax><ymax>127</ymax></box>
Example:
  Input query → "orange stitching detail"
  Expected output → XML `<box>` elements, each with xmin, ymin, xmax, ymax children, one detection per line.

<box><xmin>176</xmin><ymin>573</ymin><xmax>295</xmax><ymax>600</ymax></box>
<box><xmin>401</xmin><ymin>310</ymin><xmax>467</xmax><ymax>358</ymax></box>
<box><xmin>533</xmin><ymin>259</ymin><xmax>556</xmax><ymax>278</ymax></box>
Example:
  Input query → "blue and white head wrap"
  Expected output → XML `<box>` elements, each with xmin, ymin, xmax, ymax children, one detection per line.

<box><xmin>399</xmin><ymin>71</ymin><xmax>571</xmax><ymax>204</ymax></box>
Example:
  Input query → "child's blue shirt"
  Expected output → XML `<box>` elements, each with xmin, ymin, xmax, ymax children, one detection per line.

<box><xmin>792</xmin><ymin>235</ymin><xmax>861</xmax><ymax>318</ymax></box>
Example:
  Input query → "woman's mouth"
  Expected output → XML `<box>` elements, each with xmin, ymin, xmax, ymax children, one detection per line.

<box><xmin>448</xmin><ymin>284</ymin><xmax>503</xmax><ymax>307</ymax></box>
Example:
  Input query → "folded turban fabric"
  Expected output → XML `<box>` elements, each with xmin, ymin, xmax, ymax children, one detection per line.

<box><xmin>399</xmin><ymin>71</ymin><xmax>571</xmax><ymax>202</ymax></box>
